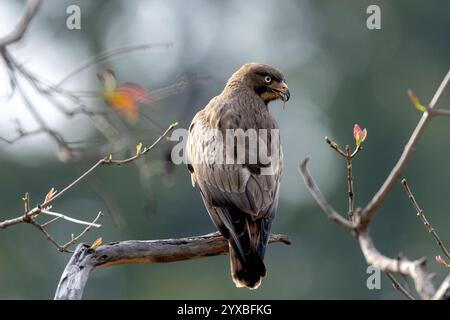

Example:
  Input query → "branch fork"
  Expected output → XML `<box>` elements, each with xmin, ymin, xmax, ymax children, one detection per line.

<box><xmin>300</xmin><ymin>70</ymin><xmax>450</xmax><ymax>299</ymax></box>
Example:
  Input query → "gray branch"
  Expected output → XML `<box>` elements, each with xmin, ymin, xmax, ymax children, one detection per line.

<box><xmin>299</xmin><ymin>158</ymin><xmax>437</xmax><ymax>299</ymax></box>
<box><xmin>54</xmin><ymin>232</ymin><xmax>291</xmax><ymax>300</ymax></box>
<box><xmin>433</xmin><ymin>273</ymin><xmax>450</xmax><ymax>300</ymax></box>
<box><xmin>358</xmin><ymin>232</ymin><xmax>435</xmax><ymax>299</ymax></box>
<box><xmin>0</xmin><ymin>0</ymin><xmax>42</xmax><ymax>48</ymax></box>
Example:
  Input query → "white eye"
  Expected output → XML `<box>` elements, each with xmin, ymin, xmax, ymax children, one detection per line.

<box><xmin>264</xmin><ymin>76</ymin><xmax>271</xmax><ymax>83</ymax></box>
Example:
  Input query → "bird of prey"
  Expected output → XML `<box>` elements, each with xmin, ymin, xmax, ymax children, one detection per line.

<box><xmin>186</xmin><ymin>63</ymin><xmax>289</xmax><ymax>289</ymax></box>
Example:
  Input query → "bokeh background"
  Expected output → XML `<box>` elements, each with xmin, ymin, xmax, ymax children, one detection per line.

<box><xmin>0</xmin><ymin>0</ymin><xmax>449</xmax><ymax>299</ymax></box>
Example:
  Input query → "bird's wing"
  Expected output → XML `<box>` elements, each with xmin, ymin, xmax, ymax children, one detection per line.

<box><xmin>186</xmin><ymin>103</ymin><xmax>282</xmax><ymax>218</ymax></box>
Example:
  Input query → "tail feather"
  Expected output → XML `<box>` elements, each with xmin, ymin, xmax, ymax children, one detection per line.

<box><xmin>229</xmin><ymin>242</ymin><xmax>266</xmax><ymax>289</ymax></box>
<box><xmin>215</xmin><ymin>207</ymin><xmax>268</xmax><ymax>289</ymax></box>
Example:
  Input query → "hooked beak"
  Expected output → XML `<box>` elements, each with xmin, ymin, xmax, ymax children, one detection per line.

<box><xmin>271</xmin><ymin>81</ymin><xmax>290</xmax><ymax>102</ymax></box>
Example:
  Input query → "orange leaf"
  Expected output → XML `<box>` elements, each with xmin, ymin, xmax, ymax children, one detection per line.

<box><xmin>99</xmin><ymin>71</ymin><xmax>151</xmax><ymax>122</ymax></box>
<box><xmin>44</xmin><ymin>187</ymin><xmax>57</xmax><ymax>203</ymax></box>
<box><xmin>361</xmin><ymin>128</ymin><xmax>367</xmax><ymax>142</ymax></box>
<box><xmin>90</xmin><ymin>237</ymin><xmax>103</xmax><ymax>250</ymax></box>
<box><xmin>408</xmin><ymin>89</ymin><xmax>427</xmax><ymax>112</ymax></box>
<box><xmin>105</xmin><ymin>91</ymin><xmax>138</xmax><ymax>122</ymax></box>
<box><xmin>436</xmin><ymin>255</ymin><xmax>450</xmax><ymax>268</ymax></box>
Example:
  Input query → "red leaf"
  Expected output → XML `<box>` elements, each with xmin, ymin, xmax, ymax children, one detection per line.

<box><xmin>117</xmin><ymin>83</ymin><xmax>152</xmax><ymax>104</ymax></box>
<box><xmin>44</xmin><ymin>187</ymin><xmax>57</xmax><ymax>203</ymax></box>
<box><xmin>353</xmin><ymin>124</ymin><xmax>367</xmax><ymax>147</ymax></box>
<box><xmin>436</xmin><ymin>255</ymin><xmax>450</xmax><ymax>268</ymax></box>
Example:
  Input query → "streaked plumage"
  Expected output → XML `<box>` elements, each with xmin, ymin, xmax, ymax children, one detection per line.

<box><xmin>186</xmin><ymin>63</ymin><xmax>289</xmax><ymax>289</ymax></box>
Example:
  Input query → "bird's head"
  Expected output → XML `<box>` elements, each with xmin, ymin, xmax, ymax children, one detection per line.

<box><xmin>228</xmin><ymin>63</ymin><xmax>290</xmax><ymax>104</ymax></box>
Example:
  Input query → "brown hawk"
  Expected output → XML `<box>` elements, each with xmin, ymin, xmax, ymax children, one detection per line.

<box><xmin>186</xmin><ymin>63</ymin><xmax>289</xmax><ymax>289</ymax></box>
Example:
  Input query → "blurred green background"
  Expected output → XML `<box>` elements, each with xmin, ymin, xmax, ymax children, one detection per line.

<box><xmin>0</xmin><ymin>0</ymin><xmax>449</xmax><ymax>299</ymax></box>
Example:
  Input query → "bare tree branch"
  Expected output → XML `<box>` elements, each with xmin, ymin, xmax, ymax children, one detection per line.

<box><xmin>0</xmin><ymin>123</ymin><xmax>177</xmax><ymax>252</ymax></box>
<box><xmin>360</xmin><ymin>70</ymin><xmax>450</xmax><ymax>230</ymax></box>
<box><xmin>432</xmin><ymin>109</ymin><xmax>450</xmax><ymax>117</ymax></box>
<box><xmin>401</xmin><ymin>178</ymin><xmax>450</xmax><ymax>261</ymax></box>
<box><xmin>345</xmin><ymin>145</ymin><xmax>355</xmax><ymax>222</ymax></box>
<box><xmin>325</xmin><ymin>136</ymin><xmax>347</xmax><ymax>157</ymax></box>
<box><xmin>324</xmin><ymin>137</ymin><xmax>362</xmax><ymax>222</ymax></box>
<box><xmin>101</xmin><ymin>122</ymin><xmax>178</xmax><ymax>166</ymax></box>
<box><xmin>300</xmin><ymin>159</ymin><xmax>437</xmax><ymax>299</ymax></box>
<box><xmin>60</xmin><ymin>212</ymin><xmax>104</xmax><ymax>252</ymax></box>
<box><xmin>54</xmin><ymin>232</ymin><xmax>291</xmax><ymax>300</ymax></box>
<box><xmin>299</xmin><ymin>70</ymin><xmax>450</xmax><ymax>300</ymax></box>
<box><xmin>384</xmin><ymin>271</ymin><xmax>415</xmax><ymax>300</ymax></box>
<box><xmin>28</xmin><ymin>217</ymin><xmax>64</xmax><ymax>249</ymax></box>
<box><xmin>55</xmin><ymin>43</ymin><xmax>173</xmax><ymax>88</ymax></box>
<box><xmin>43</xmin><ymin>122</ymin><xmax>177</xmax><ymax>209</ymax></box>
<box><xmin>433</xmin><ymin>273</ymin><xmax>450</xmax><ymax>300</ymax></box>
<box><xmin>41</xmin><ymin>209</ymin><xmax>102</xmax><ymax>228</ymax></box>
<box><xmin>0</xmin><ymin>128</ymin><xmax>48</xmax><ymax>144</ymax></box>
<box><xmin>2</xmin><ymin>50</ymin><xmax>74</xmax><ymax>153</ymax></box>
<box><xmin>1</xmin><ymin>123</ymin><xmax>176</xmax><ymax>227</ymax></box>
<box><xmin>0</xmin><ymin>214</ymin><xmax>31</xmax><ymax>229</ymax></box>
<box><xmin>0</xmin><ymin>0</ymin><xmax>42</xmax><ymax>48</ymax></box>
<box><xmin>358</xmin><ymin>232</ymin><xmax>435</xmax><ymax>299</ymax></box>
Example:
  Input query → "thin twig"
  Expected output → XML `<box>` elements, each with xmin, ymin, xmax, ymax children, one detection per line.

<box><xmin>385</xmin><ymin>271</ymin><xmax>415</xmax><ymax>300</ymax></box>
<box><xmin>40</xmin><ymin>216</ymin><xmax>63</xmax><ymax>228</ymax></box>
<box><xmin>41</xmin><ymin>159</ymin><xmax>105</xmax><ymax>208</ymax></box>
<box><xmin>41</xmin><ymin>210</ymin><xmax>102</xmax><ymax>228</ymax></box>
<box><xmin>325</xmin><ymin>137</ymin><xmax>361</xmax><ymax>160</ymax></box>
<box><xmin>23</xmin><ymin>192</ymin><xmax>30</xmax><ymax>214</ymax></box>
<box><xmin>55</xmin><ymin>43</ymin><xmax>173</xmax><ymax>88</ymax></box>
<box><xmin>345</xmin><ymin>145</ymin><xmax>354</xmax><ymax>222</ymax></box>
<box><xmin>432</xmin><ymin>109</ymin><xmax>450</xmax><ymax>117</ymax></box>
<box><xmin>325</xmin><ymin>137</ymin><xmax>359</xmax><ymax>222</ymax></box>
<box><xmin>325</xmin><ymin>137</ymin><xmax>347</xmax><ymax>157</ymax></box>
<box><xmin>0</xmin><ymin>123</ymin><xmax>177</xmax><ymax>230</ymax></box>
<box><xmin>3</xmin><ymin>50</ymin><xmax>70</xmax><ymax>151</ymax></box>
<box><xmin>43</xmin><ymin>122</ymin><xmax>177</xmax><ymax>208</ymax></box>
<box><xmin>102</xmin><ymin>122</ymin><xmax>177</xmax><ymax>165</ymax></box>
<box><xmin>0</xmin><ymin>128</ymin><xmax>49</xmax><ymax>144</ymax></box>
<box><xmin>401</xmin><ymin>178</ymin><xmax>450</xmax><ymax>261</ymax></box>
<box><xmin>61</xmin><ymin>212</ymin><xmax>104</xmax><ymax>251</ymax></box>
<box><xmin>350</xmin><ymin>145</ymin><xmax>362</xmax><ymax>158</ymax></box>
<box><xmin>82</xmin><ymin>175</ymin><xmax>124</xmax><ymax>227</ymax></box>
<box><xmin>28</xmin><ymin>218</ymin><xmax>64</xmax><ymax>250</ymax></box>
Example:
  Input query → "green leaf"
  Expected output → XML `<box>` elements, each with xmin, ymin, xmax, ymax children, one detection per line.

<box><xmin>408</xmin><ymin>89</ymin><xmax>427</xmax><ymax>112</ymax></box>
